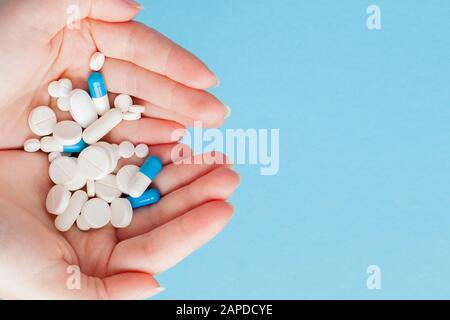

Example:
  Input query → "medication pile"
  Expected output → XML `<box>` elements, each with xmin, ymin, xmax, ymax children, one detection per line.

<box><xmin>23</xmin><ymin>52</ymin><xmax>163</xmax><ymax>232</ymax></box>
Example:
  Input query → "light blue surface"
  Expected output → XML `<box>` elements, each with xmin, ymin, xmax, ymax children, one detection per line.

<box><xmin>136</xmin><ymin>0</ymin><xmax>450</xmax><ymax>299</ymax></box>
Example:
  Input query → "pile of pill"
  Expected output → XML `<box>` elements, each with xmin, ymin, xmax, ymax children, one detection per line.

<box><xmin>24</xmin><ymin>52</ymin><xmax>163</xmax><ymax>232</ymax></box>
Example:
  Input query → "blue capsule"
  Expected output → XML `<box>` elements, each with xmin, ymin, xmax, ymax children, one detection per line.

<box><xmin>127</xmin><ymin>188</ymin><xmax>161</xmax><ymax>209</ymax></box>
<box><xmin>88</xmin><ymin>72</ymin><xmax>110</xmax><ymax>115</ymax></box>
<box><xmin>128</xmin><ymin>156</ymin><xmax>163</xmax><ymax>198</ymax></box>
<box><xmin>63</xmin><ymin>139</ymin><xmax>88</xmax><ymax>153</ymax></box>
<box><xmin>140</xmin><ymin>156</ymin><xmax>163</xmax><ymax>180</ymax></box>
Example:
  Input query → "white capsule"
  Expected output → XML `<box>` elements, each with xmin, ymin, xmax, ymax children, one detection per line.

<box><xmin>78</xmin><ymin>146</ymin><xmax>113</xmax><ymax>180</ymax></box>
<box><xmin>46</xmin><ymin>185</ymin><xmax>71</xmax><ymax>215</ymax></box>
<box><xmin>53</xmin><ymin>120</ymin><xmax>82</xmax><ymax>146</ymax></box>
<box><xmin>129</xmin><ymin>105</ymin><xmax>145</xmax><ymax>114</ymax></box>
<box><xmin>114</xmin><ymin>94</ymin><xmax>133</xmax><ymax>112</ymax></box>
<box><xmin>40</xmin><ymin>136</ymin><xmax>63</xmax><ymax>153</ymax></box>
<box><xmin>82</xmin><ymin>108</ymin><xmax>122</xmax><ymax>144</ymax></box>
<box><xmin>95</xmin><ymin>174</ymin><xmax>122</xmax><ymax>203</ymax></box>
<box><xmin>24</xmin><ymin>138</ymin><xmax>41</xmax><ymax>152</ymax></box>
<box><xmin>55</xmin><ymin>190</ymin><xmax>88</xmax><ymax>232</ymax></box>
<box><xmin>92</xmin><ymin>95</ymin><xmax>111</xmax><ymax>116</ymax></box>
<box><xmin>86</xmin><ymin>179</ymin><xmax>95</xmax><ymax>197</ymax></box>
<box><xmin>57</xmin><ymin>97</ymin><xmax>71</xmax><ymax>112</ymax></box>
<box><xmin>122</xmin><ymin>112</ymin><xmax>141</xmax><ymax>121</ymax></box>
<box><xmin>134</xmin><ymin>144</ymin><xmax>149</xmax><ymax>158</ymax></box>
<box><xmin>129</xmin><ymin>173</ymin><xmax>152</xmax><ymax>198</ymax></box>
<box><xmin>76</xmin><ymin>214</ymin><xmax>91</xmax><ymax>231</ymax></box>
<box><xmin>49</xmin><ymin>156</ymin><xmax>78</xmax><ymax>185</ymax></box>
<box><xmin>28</xmin><ymin>106</ymin><xmax>57</xmax><ymax>136</ymax></box>
<box><xmin>118</xmin><ymin>141</ymin><xmax>134</xmax><ymax>158</ymax></box>
<box><xmin>58</xmin><ymin>79</ymin><xmax>73</xmax><ymax>98</ymax></box>
<box><xmin>110</xmin><ymin>198</ymin><xmax>133</xmax><ymax>228</ymax></box>
<box><xmin>69</xmin><ymin>89</ymin><xmax>98</xmax><ymax>128</ymax></box>
<box><xmin>48</xmin><ymin>151</ymin><xmax>62</xmax><ymax>162</ymax></box>
<box><xmin>48</xmin><ymin>81</ymin><xmax>60</xmax><ymax>98</ymax></box>
<box><xmin>82</xmin><ymin>198</ymin><xmax>111</xmax><ymax>229</ymax></box>
<box><xmin>116</xmin><ymin>164</ymin><xmax>140</xmax><ymax>195</ymax></box>
<box><xmin>89</xmin><ymin>52</ymin><xmax>106</xmax><ymax>71</ymax></box>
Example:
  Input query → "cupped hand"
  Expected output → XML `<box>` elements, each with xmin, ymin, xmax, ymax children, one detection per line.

<box><xmin>0</xmin><ymin>146</ymin><xmax>239</xmax><ymax>299</ymax></box>
<box><xmin>0</xmin><ymin>0</ymin><xmax>227</xmax><ymax>149</ymax></box>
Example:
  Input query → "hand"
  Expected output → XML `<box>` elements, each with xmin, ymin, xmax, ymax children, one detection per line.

<box><xmin>0</xmin><ymin>0</ymin><xmax>228</xmax><ymax>149</ymax></box>
<box><xmin>0</xmin><ymin>147</ymin><xmax>239</xmax><ymax>299</ymax></box>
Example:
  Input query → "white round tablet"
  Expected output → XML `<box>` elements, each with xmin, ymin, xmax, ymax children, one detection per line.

<box><xmin>95</xmin><ymin>174</ymin><xmax>122</xmax><ymax>203</ymax></box>
<box><xmin>46</xmin><ymin>185</ymin><xmax>71</xmax><ymax>215</ymax></box>
<box><xmin>110</xmin><ymin>198</ymin><xmax>133</xmax><ymax>228</ymax></box>
<box><xmin>53</xmin><ymin>120</ymin><xmax>82</xmax><ymax>146</ymax></box>
<box><xmin>64</xmin><ymin>171</ymin><xmax>87</xmax><ymax>191</ymax></box>
<box><xmin>24</xmin><ymin>138</ymin><xmax>41</xmax><ymax>152</ymax></box>
<box><xmin>114</xmin><ymin>94</ymin><xmax>133</xmax><ymax>112</ymax></box>
<box><xmin>78</xmin><ymin>146</ymin><xmax>112</xmax><ymax>180</ymax></box>
<box><xmin>76</xmin><ymin>213</ymin><xmax>91</xmax><ymax>231</ymax></box>
<box><xmin>122</xmin><ymin>112</ymin><xmax>141</xmax><ymax>121</ymax></box>
<box><xmin>95</xmin><ymin>142</ymin><xmax>119</xmax><ymax>171</ymax></box>
<box><xmin>82</xmin><ymin>198</ymin><xmax>111</xmax><ymax>229</ymax></box>
<box><xmin>134</xmin><ymin>144</ymin><xmax>149</xmax><ymax>158</ymax></box>
<box><xmin>89</xmin><ymin>52</ymin><xmax>105</xmax><ymax>71</ymax></box>
<box><xmin>129</xmin><ymin>105</ymin><xmax>145</xmax><ymax>114</ymax></box>
<box><xmin>49</xmin><ymin>156</ymin><xmax>78</xmax><ymax>185</ymax></box>
<box><xmin>116</xmin><ymin>164</ymin><xmax>140</xmax><ymax>194</ymax></box>
<box><xmin>48</xmin><ymin>81</ymin><xmax>60</xmax><ymax>98</ymax></box>
<box><xmin>28</xmin><ymin>106</ymin><xmax>57</xmax><ymax>136</ymax></box>
<box><xmin>86</xmin><ymin>179</ymin><xmax>95</xmax><ymax>197</ymax></box>
<box><xmin>58</xmin><ymin>79</ymin><xmax>73</xmax><ymax>98</ymax></box>
<box><xmin>57</xmin><ymin>97</ymin><xmax>71</xmax><ymax>112</ymax></box>
<box><xmin>48</xmin><ymin>151</ymin><xmax>62</xmax><ymax>162</ymax></box>
<box><xmin>118</xmin><ymin>141</ymin><xmax>135</xmax><ymax>159</ymax></box>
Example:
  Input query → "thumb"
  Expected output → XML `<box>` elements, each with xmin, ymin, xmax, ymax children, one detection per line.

<box><xmin>0</xmin><ymin>0</ymin><xmax>142</xmax><ymax>40</ymax></box>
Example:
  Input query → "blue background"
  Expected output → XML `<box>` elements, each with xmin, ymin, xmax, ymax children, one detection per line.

<box><xmin>137</xmin><ymin>0</ymin><xmax>450</xmax><ymax>299</ymax></box>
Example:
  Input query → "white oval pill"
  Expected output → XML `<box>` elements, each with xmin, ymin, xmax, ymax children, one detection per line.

<box><xmin>24</xmin><ymin>138</ymin><xmax>41</xmax><ymax>152</ymax></box>
<box><xmin>55</xmin><ymin>190</ymin><xmax>88</xmax><ymax>232</ymax></box>
<box><xmin>64</xmin><ymin>171</ymin><xmax>87</xmax><ymax>191</ymax></box>
<box><xmin>57</xmin><ymin>97</ymin><xmax>71</xmax><ymax>112</ymax></box>
<box><xmin>89</xmin><ymin>52</ymin><xmax>105</xmax><ymax>71</ymax></box>
<box><xmin>53</xmin><ymin>120</ymin><xmax>82</xmax><ymax>146</ymax></box>
<box><xmin>28</xmin><ymin>106</ymin><xmax>57</xmax><ymax>136</ymax></box>
<box><xmin>82</xmin><ymin>108</ymin><xmax>123</xmax><ymax>144</ymax></box>
<box><xmin>129</xmin><ymin>105</ymin><xmax>145</xmax><ymax>114</ymax></box>
<box><xmin>134</xmin><ymin>144</ymin><xmax>149</xmax><ymax>158</ymax></box>
<box><xmin>49</xmin><ymin>156</ymin><xmax>78</xmax><ymax>185</ymax></box>
<box><xmin>110</xmin><ymin>198</ymin><xmax>133</xmax><ymax>228</ymax></box>
<box><xmin>78</xmin><ymin>146</ymin><xmax>112</xmax><ymax>180</ymax></box>
<box><xmin>114</xmin><ymin>94</ymin><xmax>133</xmax><ymax>112</ymax></box>
<box><xmin>116</xmin><ymin>164</ymin><xmax>140</xmax><ymax>194</ymax></box>
<box><xmin>69</xmin><ymin>89</ymin><xmax>98</xmax><ymax>128</ymax></box>
<box><xmin>48</xmin><ymin>151</ymin><xmax>62</xmax><ymax>162</ymax></box>
<box><xmin>48</xmin><ymin>81</ymin><xmax>60</xmax><ymax>98</ymax></box>
<box><xmin>76</xmin><ymin>213</ymin><xmax>91</xmax><ymax>231</ymax></box>
<box><xmin>122</xmin><ymin>112</ymin><xmax>141</xmax><ymax>121</ymax></box>
<box><xmin>86</xmin><ymin>179</ymin><xmax>95</xmax><ymax>197</ymax></box>
<box><xmin>46</xmin><ymin>185</ymin><xmax>71</xmax><ymax>215</ymax></box>
<box><xmin>118</xmin><ymin>141</ymin><xmax>134</xmax><ymax>158</ymax></box>
<box><xmin>58</xmin><ymin>79</ymin><xmax>73</xmax><ymax>98</ymax></box>
<box><xmin>82</xmin><ymin>198</ymin><xmax>111</xmax><ymax>229</ymax></box>
<box><xmin>40</xmin><ymin>136</ymin><xmax>63</xmax><ymax>153</ymax></box>
<box><xmin>95</xmin><ymin>174</ymin><xmax>122</xmax><ymax>203</ymax></box>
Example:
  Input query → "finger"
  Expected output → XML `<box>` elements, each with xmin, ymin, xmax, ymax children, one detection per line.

<box><xmin>117</xmin><ymin>167</ymin><xmax>240</xmax><ymax>240</ymax></box>
<box><xmin>102</xmin><ymin>58</ymin><xmax>227</xmax><ymax>127</ymax></box>
<box><xmin>90</xmin><ymin>20</ymin><xmax>218</xmax><ymax>89</ymax></box>
<box><xmin>0</xmin><ymin>0</ymin><xmax>141</xmax><ymax>41</ymax></box>
<box><xmin>106</xmin><ymin>117</ymin><xmax>186</xmax><ymax>145</ymax></box>
<box><xmin>109</xmin><ymin>201</ymin><xmax>234</xmax><ymax>275</ymax></box>
<box><xmin>153</xmin><ymin>151</ymin><xmax>232</xmax><ymax>195</ymax></box>
<box><xmin>133</xmin><ymin>98</ymin><xmax>195</xmax><ymax>128</ymax></box>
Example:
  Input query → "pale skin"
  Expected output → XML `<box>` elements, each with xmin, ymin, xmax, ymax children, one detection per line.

<box><xmin>0</xmin><ymin>0</ymin><xmax>239</xmax><ymax>299</ymax></box>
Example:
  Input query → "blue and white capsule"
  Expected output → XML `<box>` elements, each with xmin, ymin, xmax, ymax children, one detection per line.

<box><xmin>128</xmin><ymin>156</ymin><xmax>163</xmax><ymax>198</ymax></box>
<box><xmin>127</xmin><ymin>188</ymin><xmax>161</xmax><ymax>209</ymax></box>
<box><xmin>88</xmin><ymin>72</ymin><xmax>110</xmax><ymax>116</ymax></box>
<box><xmin>41</xmin><ymin>136</ymin><xmax>88</xmax><ymax>153</ymax></box>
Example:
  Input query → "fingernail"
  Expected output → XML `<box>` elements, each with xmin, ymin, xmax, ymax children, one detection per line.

<box><xmin>123</xmin><ymin>0</ymin><xmax>143</xmax><ymax>9</ymax></box>
<box><xmin>137</xmin><ymin>287</ymin><xmax>165</xmax><ymax>300</ymax></box>
<box><xmin>225</xmin><ymin>105</ymin><xmax>231</xmax><ymax>119</ymax></box>
<box><xmin>214</xmin><ymin>79</ymin><xmax>221</xmax><ymax>88</ymax></box>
